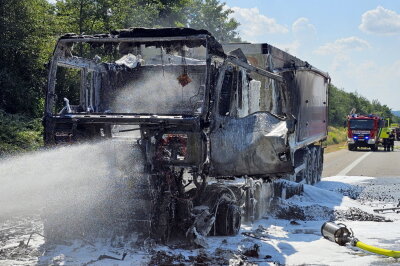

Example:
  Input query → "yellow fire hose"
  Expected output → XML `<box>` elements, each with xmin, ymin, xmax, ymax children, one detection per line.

<box><xmin>354</xmin><ymin>240</ymin><xmax>400</xmax><ymax>258</ymax></box>
<box><xmin>321</xmin><ymin>222</ymin><xmax>400</xmax><ymax>258</ymax></box>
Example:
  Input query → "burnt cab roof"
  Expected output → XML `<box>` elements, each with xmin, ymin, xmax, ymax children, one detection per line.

<box><xmin>58</xmin><ymin>27</ymin><xmax>225</xmax><ymax>57</ymax></box>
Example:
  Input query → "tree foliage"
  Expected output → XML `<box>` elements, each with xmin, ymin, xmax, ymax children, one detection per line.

<box><xmin>188</xmin><ymin>0</ymin><xmax>241</xmax><ymax>42</ymax></box>
<box><xmin>54</xmin><ymin>0</ymin><xmax>160</xmax><ymax>34</ymax></box>
<box><xmin>0</xmin><ymin>0</ymin><xmax>56</xmax><ymax>116</ymax></box>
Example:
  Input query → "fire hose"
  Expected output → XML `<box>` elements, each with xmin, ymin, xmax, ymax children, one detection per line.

<box><xmin>321</xmin><ymin>222</ymin><xmax>400</xmax><ymax>258</ymax></box>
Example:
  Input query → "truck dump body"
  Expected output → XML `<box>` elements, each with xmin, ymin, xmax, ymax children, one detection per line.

<box><xmin>223</xmin><ymin>43</ymin><xmax>328</xmax><ymax>146</ymax></box>
<box><xmin>216</xmin><ymin>43</ymin><xmax>329</xmax><ymax>177</ymax></box>
<box><xmin>44</xmin><ymin>28</ymin><xmax>329</xmax><ymax>243</ymax></box>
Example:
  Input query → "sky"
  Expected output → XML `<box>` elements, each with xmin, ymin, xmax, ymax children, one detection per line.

<box><xmin>225</xmin><ymin>0</ymin><xmax>400</xmax><ymax>110</ymax></box>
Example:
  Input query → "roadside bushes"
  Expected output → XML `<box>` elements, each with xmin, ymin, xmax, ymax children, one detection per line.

<box><xmin>0</xmin><ymin>109</ymin><xmax>43</xmax><ymax>156</ymax></box>
<box><xmin>326</xmin><ymin>126</ymin><xmax>347</xmax><ymax>146</ymax></box>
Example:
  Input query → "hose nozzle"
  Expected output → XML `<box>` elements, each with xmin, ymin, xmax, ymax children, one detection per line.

<box><xmin>321</xmin><ymin>221</ymin><xmax>353</xmax><ymax>246</ymax></box>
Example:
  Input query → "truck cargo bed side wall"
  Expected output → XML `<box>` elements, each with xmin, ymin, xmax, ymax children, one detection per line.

<box><xmin>284</xmin><ymin>70</ymin><xmax>328</xmax><ymax>144</ymax></box>
<box><xmin>264</xmin><ymin>44</ymin><xmax>328</xmax><ymax>146</ymax></box>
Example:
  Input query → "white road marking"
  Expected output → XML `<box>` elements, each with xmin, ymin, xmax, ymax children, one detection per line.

<box><xmin>336</xmin><ymin>152</ymin><xmax>372</xmax><ymax>176</ymax></box>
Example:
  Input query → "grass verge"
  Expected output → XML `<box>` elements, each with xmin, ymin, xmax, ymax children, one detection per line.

<box><xmin>324</xmin><ymin>126</ymin><xmax>348</xmax><ymax>153</ymax></box>
<box><xmin>0</xmin><ymin>109</ymin><xmax>43</xmax><ymax>156</ymax></box>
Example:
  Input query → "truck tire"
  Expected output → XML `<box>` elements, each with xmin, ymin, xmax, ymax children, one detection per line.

<box><xmin>304</xmin><ymin>149</ymin><xmax>313</xmax><ymax>184</ymax></box>
<box><xmin>310</xmin><ymin>146</ymin><xmax>323</xmax><ymax>185</ymax></box>
<box><xmin>215</xmin><ymin>202</ymin><xmax>241</xmax><ymax>236</ymax></box>
<box><xmin>309</xmin><ymin>147</ymin><xmax>316</xmax><ymax>185</ymax></box>
<box><xmin>253</xmin><ymin>182</ymin><xmax>263</xmax><ymax>220</ymax></box>
<box><xmin>201</xmin><ymin>184</ymin><xmax>241</xmax><ymax>236</ymax></box>
<box><xmin>244</xmin><ymin>180</ymin><xmax>263</xmax><ymax>222</ymax></box>
<box><xmin>314</xmin><ymin>146</ymin><xmax>323</xmax><ymax>183</ymax></box>
<box><xmin>294</xmin><ymin>148</ymin><xmax>313</xmax><ymax>184</ymax></box>
<box><xmin>370</xmin><ymin>144</ymin><xmax>378</xmax><ymax>151</ymax></box>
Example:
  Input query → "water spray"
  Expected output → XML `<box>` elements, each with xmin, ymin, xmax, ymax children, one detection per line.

<box><xmin>321</xmin><ymin>222</ymin><xmax>400</xmax><ymax>258</ymax></box>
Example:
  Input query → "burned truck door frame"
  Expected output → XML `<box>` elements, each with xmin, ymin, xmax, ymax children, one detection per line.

<box><xmin>44</xmin><ymin>43</ymin><xmax>107</xmax><ymax>143</ymax></box>
<box><xmin>209</xmin><ymin>55</ymin><xmax>292</xmax><ymax>177</ymax></box>
<box><xmin>47</xmin><ymin>50</ymin><xmax>105</xmax><ymax>115</ymax></box>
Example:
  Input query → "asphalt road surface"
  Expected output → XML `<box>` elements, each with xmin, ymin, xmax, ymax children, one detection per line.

<box><xmin>322</xmin><ymin>141</ymin><xmax>400</xmax><ymax>178</ymax></box>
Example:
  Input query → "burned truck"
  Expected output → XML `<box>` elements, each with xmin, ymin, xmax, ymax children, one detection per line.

<box><xmin>44</xmin><ymin>28</ymin><xmax>329</xmax><ymax>243</ymax></box>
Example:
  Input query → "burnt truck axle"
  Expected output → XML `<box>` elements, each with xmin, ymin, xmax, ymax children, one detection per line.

<box><xmin>43</xmin><ymin>27</ymin><xmax>329</xmax><ymax>243</ymax></box>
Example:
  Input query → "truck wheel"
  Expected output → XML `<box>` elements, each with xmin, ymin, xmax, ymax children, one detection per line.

<box><xmin>305</xmin><ymin>149</ymin><xmax>313</xmax><ymax>184</ymax></box>
<box><xmin>295</xmin><ymin>148</ymin><xmax>312</xmax><ymax>184</ymax></box>
<box><xmin>201</xmin><ymin>184</ymin><xmax>241</xmax><ymax>236</ymax></box>
<box><xmin>311</xmin><ymin>147</ymin><xmax>321</xmax><ymax>185</ymax></box>
<box><xmin>314</xmin><ymin>147</ymin><xmax>323</xmax><ymax>183</ymax></box>
<box><xmin>371</xmin><ymin>144</ymin><xmax>378</xmax><ymax>151</ymax></box>
<box><xmin>308</xmin><ymin>147</ymin><xmax>316</xmax><ymax>185</ymax></box>
<box><xmin>295</xmin><ymin>147</ymin><xmax>320</xmax><ymax>184</ymax></box>
<box><xmin>254</xmin><ymin>182</ymin><xmax>263</xmax><ymax>220</ymax></box>
<box><xmin>348</xmin><ymin>144</ymin><xmax>355</xmax><ymax>151</ymax></box>
<box><xmin>244</xmin><ymin>180</ymin><xmax>263</xmax><ymax>222</ymax></box>
<box><xmin>215</xmin><ymin>201</ymin><xmax>241</xmax><ymax>236</ymax></box>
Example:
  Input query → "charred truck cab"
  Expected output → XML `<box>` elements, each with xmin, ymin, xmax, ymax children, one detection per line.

<box><xmin>44</xmin><ymin>28</ymin><xmax>329</xmax><ymax>244</ymax></box>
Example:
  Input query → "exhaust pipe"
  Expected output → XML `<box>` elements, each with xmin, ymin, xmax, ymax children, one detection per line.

<box><xmin>321</xmin><ymin>221</ymin><xmax>352</xmax><ymax>246</ymax></box>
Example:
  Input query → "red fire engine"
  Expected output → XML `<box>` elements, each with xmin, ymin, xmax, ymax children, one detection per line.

<box><xmin>347</xmin><ymin>114</ymin><xmax>384</xmax><ymax>151</ymax></box>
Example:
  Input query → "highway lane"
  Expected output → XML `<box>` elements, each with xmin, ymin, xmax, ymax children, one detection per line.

<box><xmin>322</xmin><ymin>141</ymin><xmax>400</xmax><ymax>178</ymax></box>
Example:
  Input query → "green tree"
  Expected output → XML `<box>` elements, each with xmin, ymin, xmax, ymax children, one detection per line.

<box><xmin>145</xmin><ymin>0</ymin><xmax>192</xmax><ymax>27</ymax></box>
<box><xmin>55</xmin><ymin>0</ymin><xmax>107</xmax><ymax>34</ymax></box>
<box><xmin>113</xmin><ymin>0</ymin><xmax>161</xmax><ymax>29</ymax></box>
<box><xmin>187</xmin><ymin>0</ymin><xmax>240</xmax><ymax>42</ymax></box>
<box><xmin>0</xmin><ymin>0</ymin><xmax>56</xmax><ymax>116</ymax></box>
